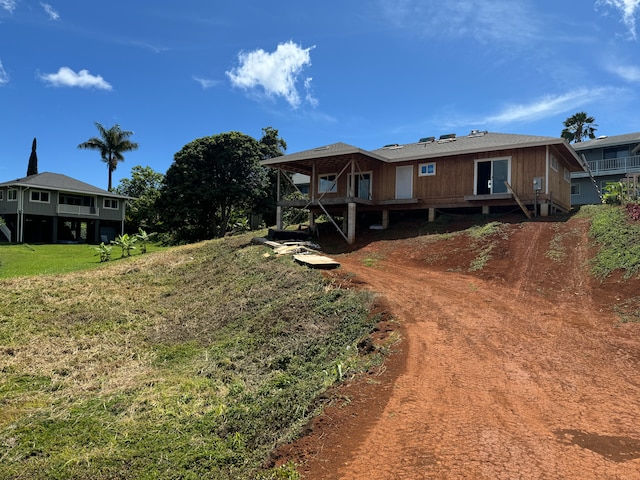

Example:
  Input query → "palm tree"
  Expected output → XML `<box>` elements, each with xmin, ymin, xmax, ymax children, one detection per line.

<box><xmin>561</xmin><ymin>112</ymin><xmax>597</xmax><ymax>143</ymax></box>
<box><xmin>78</xmin><ymin>122</ymin><xmax>139</xmax><ymax>191</ymax></box>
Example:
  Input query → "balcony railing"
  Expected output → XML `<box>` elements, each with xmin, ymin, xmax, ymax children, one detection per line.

<box><xmin>573</xmin><ymin>155</ymin><xmax>640</xmax><ymax>177</ymax></box>
<box><xmin>57</xmin><ymin>204</ymin><xmax>99</xmax><ymax>216</ymax></box>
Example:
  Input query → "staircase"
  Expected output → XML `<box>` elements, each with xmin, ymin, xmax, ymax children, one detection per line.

<box><xmin>580</xmin><ymin>154</ymin><xmax>603</xmax><ymax>202</ymax></box>
<box><xmin>0</xmin><ymin>223</ymin><xmax>11</xmax><ymax>242</ymax></box>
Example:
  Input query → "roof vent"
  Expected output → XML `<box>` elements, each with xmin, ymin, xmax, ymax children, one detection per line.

<box><xmin>382</xmin><ymin>143</ymin><xmax>403</xmax><ymax>149</ymax></box>
<box><xmin>437</xmin><ymin>133</ymin><xmax>457</xmax><ymax>143</ymax></box>
<box><xmin>313</xmin><ymin>145</ymin><xmax>330</xmax><ymax>151</ymax></box>
<box><xmin>419</xmin><ymin>136</ymin><xmax>435</xmax><ymax>143</ymax></box>
<box><xmin>468</xmin><ymin>129</ymin><xmax>488</xmax><ymax>137</ymax></box>
<box><xmin>597</xmin><ymin>135</ymin><xmax>608</xmax><ymax>140</ymax></box>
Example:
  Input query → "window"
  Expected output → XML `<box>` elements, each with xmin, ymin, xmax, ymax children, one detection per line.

<box><xmin>7</xmin><ymin>189</ymin><xmax>17</xmax><ymax>201</ymax></box>
<box><xmin>571</xmin><ymin>183</ymin><xmax>580</xmax><ymax>195</ymax></box>
<box><xmin>318</xmin><ymin>174</ymin><xmax>337</xmax><ymax>193</ymax></box>
<box><xmin>30</xmin><ymin>190</ymin><xmax>50</xmax><ymax>203</ymax></box>
<box><xmin>104</xmin><ymin>198</ymin><xmax>119</xmax><ymax>209</ymax></box>
<box><xmin>418</xmin><ymin>163</ymin><xmax>436</xmax><ymax>176</ymax></box>
<box><xmin>550</xmin><ymin>154</ymin><xmax>558</xmax><ymax>172</ymax></box>
<box><xmin>564</xmin><ymin>167</ymin><xmax>570</xmax><ymax>183</ymax></box>
<box><xmin>0</xmin><ymin>190</ymin><xmax>3</xmax><ymax>201</ymax></box>
<box><xmin>604</xmin><ymin>146</ymin><xmax>629</xmax><ymax>159</ymax></box>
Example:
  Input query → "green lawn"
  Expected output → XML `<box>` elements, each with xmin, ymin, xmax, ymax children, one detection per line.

<box><xmin>0</xmin><ymin>242</ymin><xmax>166</xmax><ymax>278</ymax></box>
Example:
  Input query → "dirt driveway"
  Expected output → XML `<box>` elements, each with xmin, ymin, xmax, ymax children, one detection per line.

<box><xmin>274</xmin><ymin>215</ymin><xmax>640</xmax><ymax>479</ymax></box>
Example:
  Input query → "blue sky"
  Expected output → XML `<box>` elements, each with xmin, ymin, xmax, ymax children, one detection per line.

<box><xmin>1</xmin><ymin>0</ymin><xmax>639</xmax><ymax>190</ymax></box>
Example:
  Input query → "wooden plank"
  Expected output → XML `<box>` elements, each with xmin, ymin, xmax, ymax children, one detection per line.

<box><xmin>293</xmin><ymin>254</ymin><xmax>340</xmax><ymax>269</ymax></box>
<box><xmin>504</xmin><ymin>181</ymin><xmax>533</xmax><ymax>219</ymax></box>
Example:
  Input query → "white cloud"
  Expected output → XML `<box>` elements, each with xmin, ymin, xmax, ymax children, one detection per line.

<box><xmin>379</xmin><ymin>0</ymin><xmax>539</xmax><ymax>45</ymax></box>
<box><xmin>192</xmin><ymin>76</ymin><xmax>219</xmax><ymax>89</ymax></box>
<box><xmin>40</xmin><ymin>2</ymin><xmax>59</xmax><ymax>20</ymax></box>
<box><xmin>479</xmin><ymin>88</ymin><xmax>618</xmax><ymax>125</ymax></box>
<box><xmin>596</xmin><ymin>0</ymin><xmax>640</xmax><ymax>39</ymax></box>
<box><xmin>39</xmin><ymin>67</ymin><xmax>112</xmax><ymax>90</ymax></box>
<box><xmin>226</xmin><ymin>41</ymin><xmax>316</xmax><ymax>108</ymax></box>
<box><xmin>607</xmin><ymin>63</ymin><xmax>640</xmax><ymax>81</ymax></box>
<box><xmin>1</xmin><ymin>0</ymin><xmax>17</xmax><ymax>13</ymax></box>
<box><xmin>0</xmin><ymin>60</ymin><xmax>8</xmax><ymax>85</ymax></box>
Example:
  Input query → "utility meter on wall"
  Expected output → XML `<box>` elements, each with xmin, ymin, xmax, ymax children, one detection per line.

<box><xmin>533</xmin><ymin>177</ymin><xmax>543</xmax><ymax>191</ymax></box>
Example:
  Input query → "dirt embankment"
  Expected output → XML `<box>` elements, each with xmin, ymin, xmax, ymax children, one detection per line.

<box><xmin>273</xmin><ymin>215</ymin><xmax>640</xmax><ymax>479</ymax></box>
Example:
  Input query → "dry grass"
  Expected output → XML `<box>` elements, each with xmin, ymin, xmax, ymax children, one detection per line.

<box><xmin>0</xmin><ymin>235</ymin><xmax>381</xmax><ymax>479</ymax></box>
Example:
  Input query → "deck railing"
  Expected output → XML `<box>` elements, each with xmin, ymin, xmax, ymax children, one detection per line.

<box><xmin>57</xmin><ymin>204</ymin><xmax>99</xmax><ymax>216</ymax></box>
<box><xmin>588</xmin><ymin>155</ymin><xmax>640</xmax><ymax>174</ymax></box>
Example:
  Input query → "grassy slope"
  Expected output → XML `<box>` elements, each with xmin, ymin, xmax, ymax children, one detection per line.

<box><xmin>0</xmin><ymin>235</ymin><xmax>381</xmax><ymax>480</ymax></box>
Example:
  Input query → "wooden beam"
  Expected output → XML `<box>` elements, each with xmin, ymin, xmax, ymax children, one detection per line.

<box><xmin>504</xmin><ymin>181</ymin><xmax>532</xmax><ymax>219</ymax></box>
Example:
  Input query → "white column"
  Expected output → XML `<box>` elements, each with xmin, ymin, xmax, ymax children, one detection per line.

<box><xmin>428</xmin><ymin>208</ymin><xmax>436</xmax><ymax>222</ymax></box>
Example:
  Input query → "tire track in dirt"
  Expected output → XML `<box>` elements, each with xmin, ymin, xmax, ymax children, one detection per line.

<box><xmin>289</xmin><ymin>219</ymin><xmax>640</xmax><ymax>479</ymax></box>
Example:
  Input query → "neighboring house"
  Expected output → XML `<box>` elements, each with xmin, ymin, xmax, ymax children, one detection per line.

<box><xmin>570</xmin><ymin>132</ymin><xmax>640</xmax><ymax>205</ymax></box>
<box><xmin>262</xmin><ymin>131</ymin><xmax>584</xmax><ymax>244</ymax></box>
<box><xmin>0</xmin><ymin>172</ymin><xmax>129</xmax><ymax>243</ymax></box>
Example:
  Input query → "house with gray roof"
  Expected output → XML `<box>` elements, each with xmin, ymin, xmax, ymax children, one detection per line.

<box><xmin>262</xmin><ymin>131</ymin><xmax>585</xmax><ymax>244</ymax></box>
<box><xmin>570</xmin><ymin>132</ymin><xmax>640</xmax><ymax>205</ymax></box>
<box><xmin>0</xmin><ymin>172</ymin><xmax>129</xmax><ymax>243</ymax></box>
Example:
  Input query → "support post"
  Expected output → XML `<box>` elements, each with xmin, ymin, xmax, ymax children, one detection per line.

<box><xmin>482</xmin><ymin>205</ymin><xmax>490</xmax><ymax>215</ymax></box>
<box><xmin>276</xmin><ymin>206</ymin><xmax>283</xmax><ymax>229</ymax></box>
<box><xmin>540</xmin><ymin>202</ymin><xmax>549</xmax><ymax>217</ymax></box>
<box><xmin>382</xmin><ymin>209</ymin><xmax>389</xmax><ymax>229</ymax></box>
<box><xmin>347</xmin><ymin>202</ymin><xmax>356</xmax><ymax>244</ymax></box>
<box><xmin>428</xmin><ymin>207</ymin><xmax>436</xmax><ymax>222</ymax></box>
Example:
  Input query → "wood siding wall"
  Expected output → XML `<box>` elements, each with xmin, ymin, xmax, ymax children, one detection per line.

<box><xmin>307</xmin><ymin>145</ymin><xmax>573</xmax><ymax>211</ymax></box>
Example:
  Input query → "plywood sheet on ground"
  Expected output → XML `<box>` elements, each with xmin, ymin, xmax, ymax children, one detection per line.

<box><xmin>293</xmin><ymin>254</ymin><xmax>340</xmax><ymax>269</ymax></box>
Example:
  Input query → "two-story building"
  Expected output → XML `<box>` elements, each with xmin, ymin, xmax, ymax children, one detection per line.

<box><xmin>570</xmin><ymin>132</ymin><xmax>640</xmax><ymax>205</ymax></box>
<box><xmin>0</xmin><ymin>172</ymin><xmax>129</xmax><ymax>243</ymax></box>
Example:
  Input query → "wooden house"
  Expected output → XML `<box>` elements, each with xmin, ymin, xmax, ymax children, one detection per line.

<box><xmin>262</xmin><ymin>131</ymin><xmax>585</xmax><ymax>243</ymax></box>
<box><xmin>0</xmin><ymin>172</ymin><xmax>129</xmax><ymax>243</ymax></box>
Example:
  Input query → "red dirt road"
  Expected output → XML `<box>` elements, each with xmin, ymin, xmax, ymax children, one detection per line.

<box><xmin>275</xmin><ymin>216</ymin><xmax>640</xmax><ymax>479</ymax></box>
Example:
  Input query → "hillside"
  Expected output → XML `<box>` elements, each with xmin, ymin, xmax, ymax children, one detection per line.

<box><xmin>274</xmin><ymin>209</ymin><xmax>640</xmax><ymax>479</ymax></box>
<box><xmin>0</xmin><ymin>236</ymin><xmax>382</xmax><ymax>480</ymax></box>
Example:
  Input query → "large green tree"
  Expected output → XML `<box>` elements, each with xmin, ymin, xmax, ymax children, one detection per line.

<box><xmin>157</xmin><ymin>131</ymin><xmax>272</xmax><ymax>242</ymax></box>
<box><xmin>561</xmin><ymin>112</ymin><xmax>597</xmax><ymax>143</ymax></box>
<box><xmin>114</xmin><ymin>165</ymin><xmax>164</xmax><ymax>232</ymax></box>
<box><xmin>78</xmin><ymin>122</ymin><xmax>139</xmax><ymax>191</ymax></box>
<box><xmin>255</xmin><ymin>127</ymin><xmax>287</xmax><ymax>226</ymax></box>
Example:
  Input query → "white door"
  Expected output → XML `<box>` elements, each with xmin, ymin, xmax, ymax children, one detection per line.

<box><xmin>395</xmin><ymin>165</ymin><xmax>413</xmax><ymax>199</ymax></box>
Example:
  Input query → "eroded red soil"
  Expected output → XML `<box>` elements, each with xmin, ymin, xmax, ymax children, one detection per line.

<box><xmin>273</xmin><ymin>214</ymin><xmax>640</xmax><ymax>479</ymax></box>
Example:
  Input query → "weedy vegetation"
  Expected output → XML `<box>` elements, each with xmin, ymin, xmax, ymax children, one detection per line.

<box><xmin>0</xmin><ymin>233</ymin><xmax>382</xmax><ymax>479</ymax></box>
<box><xmin>580</xmin><ymin>204</ymin><xmax>640</xmax><ymax>279</ymax></box>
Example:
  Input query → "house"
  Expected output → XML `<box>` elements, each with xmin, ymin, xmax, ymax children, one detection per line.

<box><xmin>261</xmin><ymin>131</ymin><xmax>585</xmax><ymax>244</ymax></box>
<box><xmin>570</xmin><ymin>132</ymin><xmax>640</xmax><ymax>205</ymax></box>
<box><xmin>0</xmin><ymin>172</ymin><xmax>129</xmax><ymax>243</ymax></box>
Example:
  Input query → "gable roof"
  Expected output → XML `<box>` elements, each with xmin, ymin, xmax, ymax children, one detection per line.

<box><xmin>262</xmin><ymin>132</ymin><xmax>584</xmax><ymax>172</ymax></box>
<box><xmin>0</xmin><ymin>172</ymin><xmax>128</xmax><ymax>198</ymax></box>
<box><xmin>571</xmin><ymin>132</ymin><xmax>640</xmax><ymax>151</ymax></box>
<box><xmin>372</xmin><ymin>132</ymin><xmax>578</xmax><ymax>162</ymax></box>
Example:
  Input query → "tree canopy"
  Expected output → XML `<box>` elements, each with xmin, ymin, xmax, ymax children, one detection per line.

<box><xmin>561</xmin><ymin>112</ymin><xmax>597</xmax><ymax>143</ymax></box>
<box><xmin>115</xmin><ymin>165</ymin><xmax>164</xmax><ymax>232</ymax></box>
<box><xmin>78</xmin><ymin>122</ymin><xmax>139</xmax><ymax>191</ymax></box>
<box><xmin>157</xmin><ymin>130</ymin><xmax>280</xmax><ymax>242</ymax></box>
